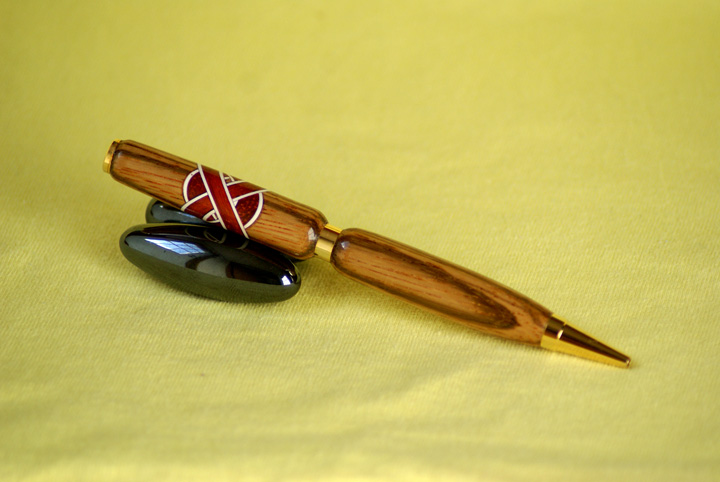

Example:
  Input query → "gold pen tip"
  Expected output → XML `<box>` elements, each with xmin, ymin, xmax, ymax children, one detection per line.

<box><xmin>541</xmin><ymin>315</ymin><xmax>631</xmax><ymax>368</ymax></box>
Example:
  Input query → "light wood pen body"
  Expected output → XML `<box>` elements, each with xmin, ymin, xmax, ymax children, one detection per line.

<box><xmin>331</xmin><ymin>229</ymin><xmax>550</xmax><ymax>344</ymax></box>
<box><xmin>105</xmin><ymin>140</ymin><xmax>630</xmax><ymax>365</ymax></box>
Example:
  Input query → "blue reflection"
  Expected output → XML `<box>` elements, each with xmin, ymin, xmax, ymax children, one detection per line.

<box><xmin>147</xmin><ymin>238</ymin><xmax>206</xmax><ymax>255</ymax></box>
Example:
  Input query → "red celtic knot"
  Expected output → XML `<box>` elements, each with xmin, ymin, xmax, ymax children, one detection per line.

<box><xmin>180</xmin><ymin>164</ymin><xmax>266</xmax><ymax>238</ymax></box>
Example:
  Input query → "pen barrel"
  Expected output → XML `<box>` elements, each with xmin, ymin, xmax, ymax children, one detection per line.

<box><xmin>330</xmin><ymin>228</ymin><xmax>552</xmax><ymax>344</ymax></box>
<box><xmin>105</xmin><ymin>140</ymin><xmax>326</xmax><ymax>259</ymax></box>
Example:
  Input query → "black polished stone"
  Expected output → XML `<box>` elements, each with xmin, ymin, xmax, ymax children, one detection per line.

<box><xmin>120</xmin><ymin>223</ymin><xmax>300</xmax><ymax>303</ymax></box>
<box><xmin>145</xmin><ymin>199</ymin><xmax>212</xmax><ymax>226</ymax></box>
<box><xmin>145</xmin><ymin>199</ymin><xmax>304</xmax><ymax>262</ymax></box>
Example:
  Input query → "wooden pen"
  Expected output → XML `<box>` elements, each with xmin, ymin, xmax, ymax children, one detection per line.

<box><xmin>104</xmin><ymin>140</ymin><xmax>630</xmax><ymax>367</ymax></box>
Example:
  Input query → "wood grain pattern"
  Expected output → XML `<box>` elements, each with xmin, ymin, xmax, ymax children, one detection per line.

<box><xmin>108</xmin><ymin>140</ymin><xmax>552</xmax><ymax>343</ymax></box>
<box><xmin>108</xmin><ymin>140</ymin><xmax>326</xmax><ymax>259</ymax></box>
<box><xmin>330</xmin><ymin>228</ymin><xmax>551</xmax><ymax>344</ymax></box>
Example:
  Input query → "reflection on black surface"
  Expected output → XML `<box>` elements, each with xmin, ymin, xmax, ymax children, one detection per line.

<box><xmin>120</xmin><ymin>223</ymin><xmax>300</xmax><ymax>303</ymax></box>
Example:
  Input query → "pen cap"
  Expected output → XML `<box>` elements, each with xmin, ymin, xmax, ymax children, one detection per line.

<box><xmin>104</xmin><ymin>140</ymin><xmax>327</xmax><ymax>259</ymax></box>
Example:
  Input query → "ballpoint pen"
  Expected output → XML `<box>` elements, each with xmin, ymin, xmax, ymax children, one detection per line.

<box><xmin>104</xmin><ymin>140</ymin><xmax>631</xmax><ymax>367</ymax></box>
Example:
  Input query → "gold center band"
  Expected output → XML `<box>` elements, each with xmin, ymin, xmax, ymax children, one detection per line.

<box><xmin>315</xmin><ymin>224</ymin><xmax>342</xmax><ymax>262</ymax></box>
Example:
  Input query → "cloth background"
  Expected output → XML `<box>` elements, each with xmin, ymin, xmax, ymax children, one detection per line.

<box><xmin>1</xmin><ymin>1</ymin><xmax>718</xmax><ymax>480</ymax></box>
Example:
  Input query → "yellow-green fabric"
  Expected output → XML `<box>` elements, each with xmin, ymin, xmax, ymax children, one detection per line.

<box><xmin>2</xmin><ymin>1</ymin><xmax>719</xmax><ymax>480</ymax></box>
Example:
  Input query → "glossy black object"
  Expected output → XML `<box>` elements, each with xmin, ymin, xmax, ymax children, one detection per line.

<box><xmin>146</xmin><ymin>199</ymin><xmax>305</xmax><ymax>262</ymax></box>
<box><xmin>120</xmin><ymin>224</ymin><xmax>300</xmax><ymax>302</ymax></box>
<box><xmin>145</xmin><ymin>199</ymin><xmax>213</xmax><ymax>226</ymax></box>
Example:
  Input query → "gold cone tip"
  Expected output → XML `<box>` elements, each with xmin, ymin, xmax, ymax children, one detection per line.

<box><xmin>541</xmin><ymin>315</ymin><xmax>631</xmax><ymax>368</ymax></box>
